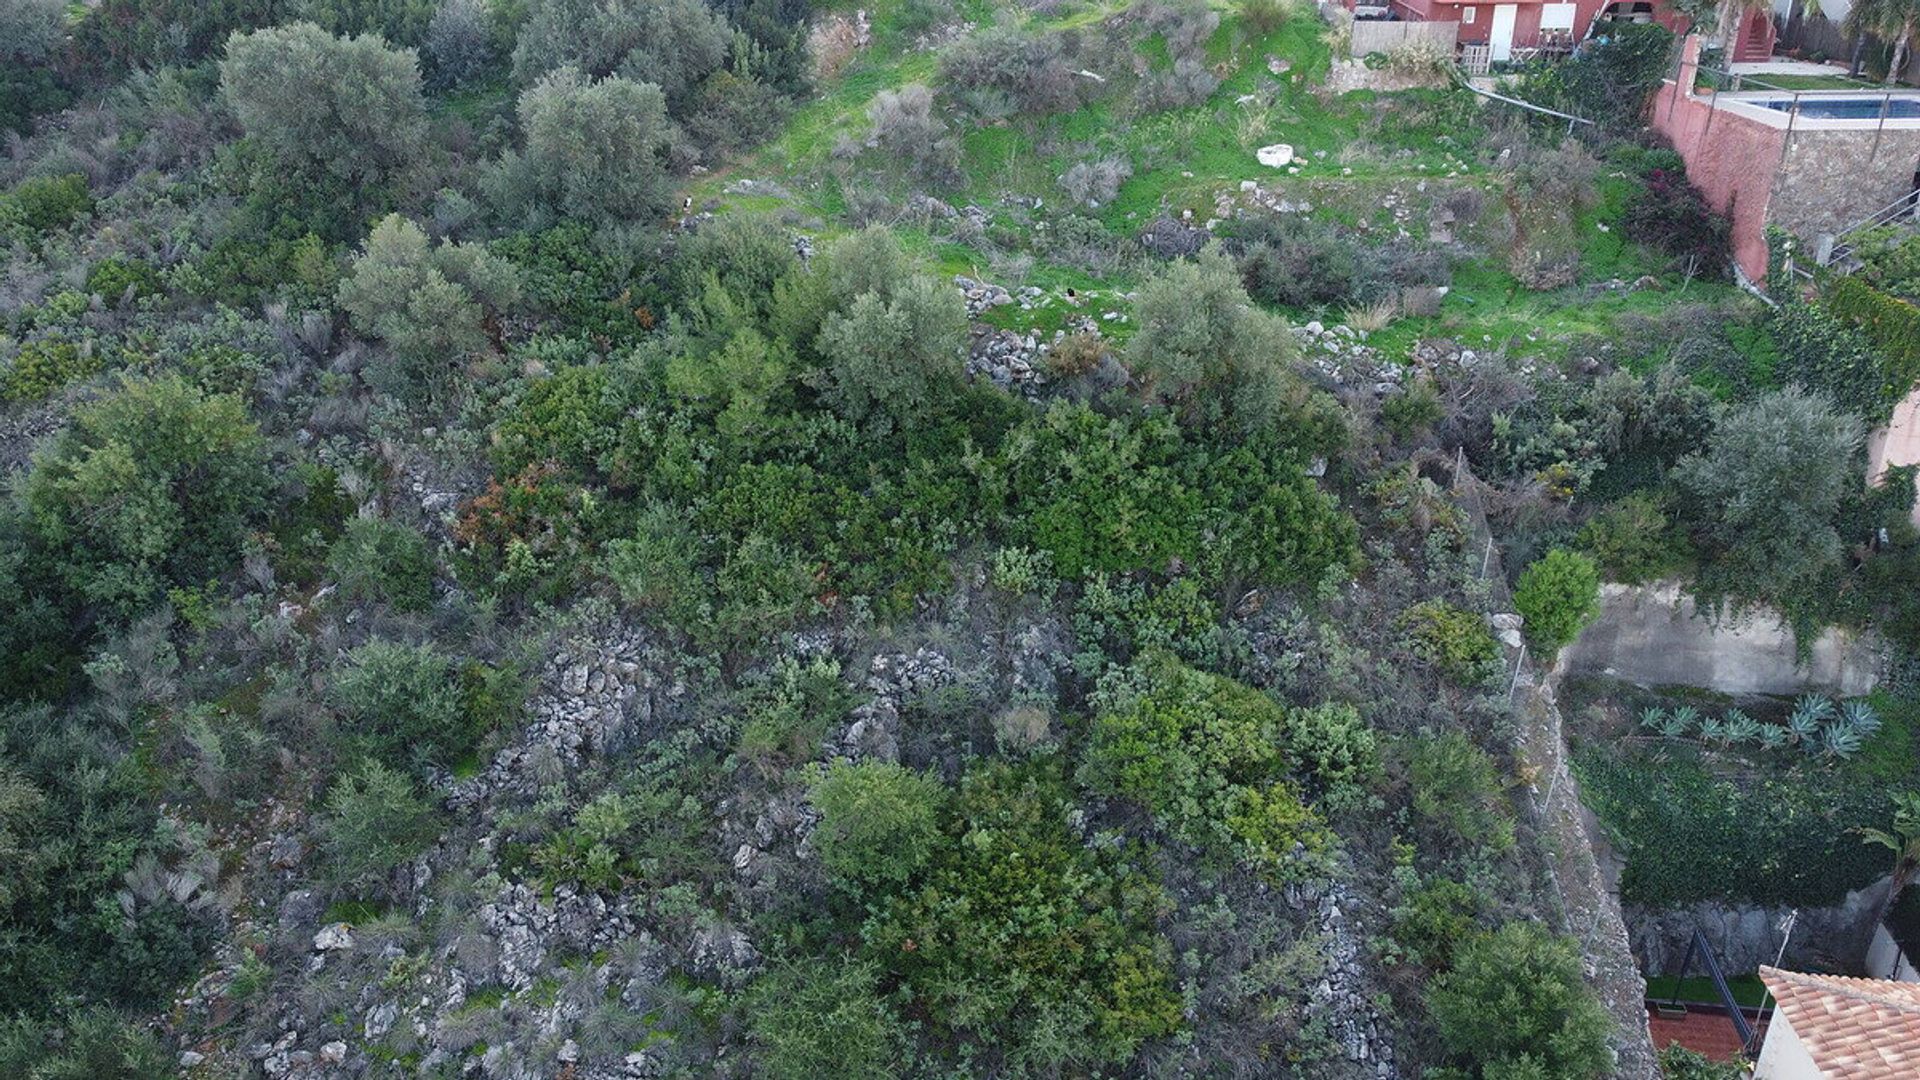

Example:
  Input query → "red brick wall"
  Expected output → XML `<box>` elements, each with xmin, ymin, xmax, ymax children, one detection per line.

<box><xmin>1649</xmin><ymin>37</ymin><xmax>1785</xmax><ymax>280</ymax></box>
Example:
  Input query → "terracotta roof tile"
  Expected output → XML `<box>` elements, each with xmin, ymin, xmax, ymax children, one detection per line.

<box><xmin>1759</xmin><ymin>965</ymin><xmax>1920</xmax><ymax>1078</ymax></box>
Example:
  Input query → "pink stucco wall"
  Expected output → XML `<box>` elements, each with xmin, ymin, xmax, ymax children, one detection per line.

<box><xmin>1649</xmin><ymin>37</ymin><xmax>1784</xmax><ymax>281</ymax></box>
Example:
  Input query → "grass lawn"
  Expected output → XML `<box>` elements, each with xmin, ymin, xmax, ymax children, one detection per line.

<box><xmin>1645</xmin><ymin>974</ymin><xmax>1769</xmax><ymax>1008</ymax></box>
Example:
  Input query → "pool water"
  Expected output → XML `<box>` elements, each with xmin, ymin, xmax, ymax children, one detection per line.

<box><xmin>1756</xmin><ymin>96</ymin><xmax>1920</xmax><ymax>120</ymax></box>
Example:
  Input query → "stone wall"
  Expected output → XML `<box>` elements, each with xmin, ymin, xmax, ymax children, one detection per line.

<box><xmin>1630</xmin><ymin>877</ymin><xmax>1891</xmax><ymax>978</ymax></box>
<box><xmin>1768</xmin><ymin>126</ymin><xmax>1920</xmax><ymax>252</ymax></box>
<box><xmin>1555</xmin><ymin>581</ymin><xmax>1881</xmax><ymax>697</ymax></box>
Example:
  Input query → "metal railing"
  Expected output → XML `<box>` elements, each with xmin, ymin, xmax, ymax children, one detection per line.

<box><xmin>1827</xmin><ymin>189</ymin><xmax>1920</xmax><ymax>266</ymax></box>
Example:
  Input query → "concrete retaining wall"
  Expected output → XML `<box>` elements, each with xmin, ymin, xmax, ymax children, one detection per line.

<box><xmin>1555</xmin><ymin>581</ymin><xmax>1880</xmax><ymax>697</ymax></box>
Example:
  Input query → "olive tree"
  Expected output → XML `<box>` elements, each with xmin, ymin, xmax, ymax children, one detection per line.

<box><xmin>0</xmin><ymin>0</ymin><xmax>65</xmax><ymax>64</ymax></box>
<box><xmin>1672</xmin><ymin>386</ymin><xmax>1863</xmax><ymax>612</ymax></box>
<box><xmin>488</xmin><ymin>67</ymin><xmax>676</xmax><ymax>230</ymax></box>
<box><xmin>1129</xmin><ymin>246</ymin><xmax>1342</xmax><ymax>456</ymax></box>
<box><xmin>337</xmin><ymin>213</ymin><xmax>519</xmax><ymax>402</ymax></box>
<box><xmin>219</xmin><ymin>22</ymin><xmax>426</xmax><ymax>187</ymax></box>
<box><xmin>511</xmin><ymin>0</ymin><xmax>729</xmax><ymax>105</ymax></box>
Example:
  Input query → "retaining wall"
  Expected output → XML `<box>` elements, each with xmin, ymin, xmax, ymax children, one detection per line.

<box><xmin>1555</xmin><ymin>581</ymin><xmax>1880</xmax><ymax>697</ymax></box>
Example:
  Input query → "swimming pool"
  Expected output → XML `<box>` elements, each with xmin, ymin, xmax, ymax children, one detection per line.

<box><xmin>1754</xmin><ymin>96</ymin><xmax>1920</xmax><ymax>120</ymax></box>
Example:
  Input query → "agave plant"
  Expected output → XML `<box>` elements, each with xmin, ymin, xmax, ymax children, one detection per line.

<box><xmin>1668</xmin><ymin>705</ymin><xmax>1703</xmax><ymax>737</ymax></box>
<box><xmin>1639</xmin><ymin>706</ymin><xmax>1667</xmax><ymax>732</ymax></box>
<box><xmin>1722</xmin><ymin>710</ymin><xmax>1762</xmax><ymax>746</ymax></box>
<box><xmin>1757</xmin><ymin>724</ymin><xmax>1789</xmax><ymax>750</ymax></box>
<box><xmin>1793</xmin><ymin>693</ymin><xmax>1836</xmax><ymax>725</ymax></box>
<box><xmin>1660</xmin><ymin>713</ymin><xmax>1693</xmax><ymax>739</ymax></box>
<box><xmin>1788</xmin><ymin>696</ymin><xmax>1833</xmax><ymax>743</ymax></box>
<box><xmin>1842</xmin><ymin>699</ymin><xmax>1883</xmax><ymax>739</ymax></box>
<box><xmin>1699</xmin><ymin>717</ymin><xmax>1728</xmax><ymax>745</ymax></box>
<box><xmin>1824</xmin><ymin>722</ymin><xmax>1865</xmax><ymax>759</ymax></box>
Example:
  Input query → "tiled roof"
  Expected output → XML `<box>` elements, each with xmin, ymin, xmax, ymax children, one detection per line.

<box><xmin>1759</xmin><ymin>965</ymin><xmax>1920</xmax><ymax>1078</ymax></box>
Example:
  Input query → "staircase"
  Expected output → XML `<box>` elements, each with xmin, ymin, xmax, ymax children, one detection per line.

<box><xmin>1821</xmin><ymin>191</ymin><xmax>1920</xmax><ymax>271</ymax></box>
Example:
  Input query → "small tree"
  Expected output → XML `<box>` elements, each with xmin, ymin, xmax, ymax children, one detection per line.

<box><xmin>806</xmin><ymin>761</ymin><xmax>946</xmax><ymax>891</ymax></box>
<box><xmin>23</xmin><ymin>375</ymin><xmax>270</xmax><ymax>621</ymax></box>
<box><xmin>1127</xmin><ymin>246</ymin><xmax>1341</xmax><ymax>456</ymax></box>
<box><xmin>489</xmin><ymin>67</ymin><xmax>676</xmax><ymax>230</ymax></box>
<box><xmin>320</xmin><ymin>759</ymin><xmax>443</xmax><ymax>887</ymax></box>
<box><xmin>511</xmin><ymin>0</ymin><xmax>730</xmax><ymax>105</ymax></box>
<box><xmin>424</xmin><ymin>0</ymin><xmax>494</xmax><ymax>86</ymax></box>
<box><xmin>1427</xmin><ymin>922</ymin><xmax>1613</xmax><ymax>1080</ymax></box>
<box><xmin>1513</xmin><ymin>548</ymin><xmax>1602</xmax><ymax>655</ymax></box>
<box><xmin>1672</xmin><ymin>387</ymin><xmax>1863</xmax><ymax>613</ymax></box>
<box><xmin>219</xmin><ymin>22</ymin><xmax>427</xmax><ymax>187</ymax></box>
<box><xmin>817</xmin><ymin>274</ymin><xmax>967</xmax><ymax>431</ymax></box>
<box><xmin>337</xmin><ymin>213</ymin><xmax>519</xmax><ymax>402</ymax></box>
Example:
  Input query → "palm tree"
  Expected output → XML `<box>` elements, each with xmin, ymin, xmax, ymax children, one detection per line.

<box><xmin>1859</xmin><ymin>792</ymin><xmax>1920</xmax><ymax>946</ymax></box>
<box><xmin>1846</xmin><ymin>0</ymin><xmax>1920</xmax><ymax>83</ymax></box>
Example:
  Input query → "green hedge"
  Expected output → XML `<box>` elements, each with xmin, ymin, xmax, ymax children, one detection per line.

<box><xmin>1825</xmin><ymin>276</ymin><xmax>1920</xmax><ymax>407</ymax></box>
<box><xmin>1573</xmin><ymin>748</ymin><xmax>1892</xmax><ymax>908</ymax></box>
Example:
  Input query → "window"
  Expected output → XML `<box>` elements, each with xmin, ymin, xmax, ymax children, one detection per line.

<box><xmin>1540</xmin><ymin>2</ymin><xmax>1576</xmax><ymax>29</ymax></box>
<box><xmin>1462</xmin><ymin>5</ymin><xmax>1476</xmax><ymax>22</ymax></box>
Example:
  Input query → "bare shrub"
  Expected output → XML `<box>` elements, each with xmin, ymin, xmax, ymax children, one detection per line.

<box><xmin>942</xmin><ymin>26</ymin><xmax>1085</xmax><ymax>117</ymax></box>
<box><xmin>1058</xmin><ymin>155</ymin><xmax>1133</xmax><ymax>206</ymax></box>
<box><xmin>866</xmin><ymin>84</ymin><xmax>960</xmax><ymax>182</ymax></box>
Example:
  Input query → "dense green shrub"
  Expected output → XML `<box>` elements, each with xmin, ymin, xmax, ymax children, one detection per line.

<box><xmin>4</xmin><ymin>338</ymin><xmax>100</xmax><ymax>401</ymax></box>
<box><xmin>23</xmin><ymin>375</ymin><xmax>270</xmax><ymax>621</ymax></box>
<box><xmin>327</xmin><ymin>517</ymin><xmax>435</xmax><ymax>612</ymax></box>
<box><xmin>746</xmin><ymin>956</ymin><xmax>908</xmax><ymax>1079</ymax></box>
<box><xmin>0</xmin><ymin>706</ymin><xmax>209</xmax><ymax>1017</ymax></box>
<box><xmin>1083</xmin><ymin>653</ymin><xmax>1335</xmax><ymax>876</ymax></box>
<box><xmin>863</xmin><ymin>760</ymin><xmax>1182</xmax><ymax>1068</ymax></box>
<box><xmin>0</xmin><ymin>1008</ymin><xmax>173</xmax><ymax>1080</ymax></box>
<box><xmin>1390</xmin><ymin>876</ymin><xmax>1483</xmax><ymax>970</ymax></box>
<box><xmin>1577</xmin><ymin>493</ymin><xmax>1687</xmax><ymax>584</ymax></box>
<box><xmin>1401</xmin><ymin>600</ymin><xmax>1503</xmax><ymax>686</ymax></box>
<box><xmin>84</xmin><ymin>256</ymin><xmax>163</xmax><ymax>305</ymax></box>
<box><xmin>1426</xmin><ymin>922</ymin><xmax>1613</xmax><ymax>1080</ymax></box>
<box><xmin>332</xmin><ymin>640</ymin><xmax>475</xmax><ymax>773</ymax></box>
<box><xmin>1405</xmin><ymin>732</ymin><xmax>1515</xmax><ymax>854</ymax></box>
<box><xmin>319</xmin><ymin>759</ymin><xmax>444</xmax><ymax>888</ymax></box>
<box><xmin>2</xmin><ymin>174</ymin><xmax>92</xmax><ymax>234</ymax></box>
<box><xmin>807</xmin><ymin>761</ymin><xmax>947</xmax><ymax>892</ymax></box>
<box><xmin>1513</xmin><ymin>548</ymin><xmax>1601</xmax><ymax>655</ymax></box>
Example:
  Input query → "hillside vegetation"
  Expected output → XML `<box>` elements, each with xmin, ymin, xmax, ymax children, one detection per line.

<box><xmin>2</xmin><ymin>0</ymin><xmax>1919</xmax><ymax>1078</ymax></box>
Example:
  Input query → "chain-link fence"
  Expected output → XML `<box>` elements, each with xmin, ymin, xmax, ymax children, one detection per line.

<box><xmin>1449</xmin><ymin>451</ymin><xmax>1662</xmax><ymax>1080</ymax></box>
